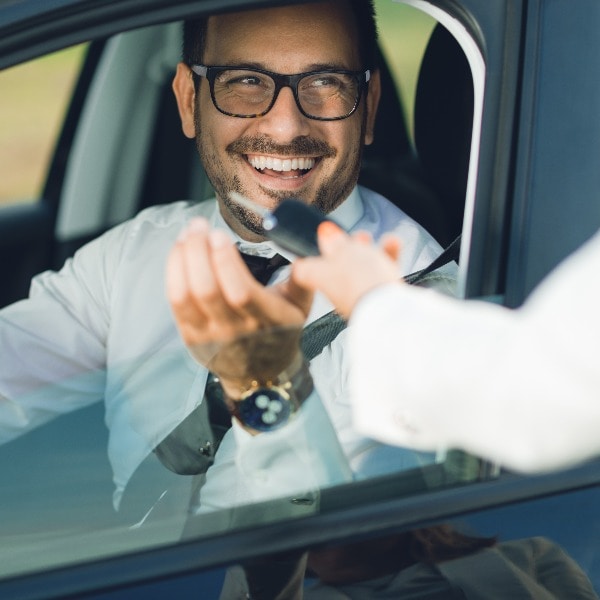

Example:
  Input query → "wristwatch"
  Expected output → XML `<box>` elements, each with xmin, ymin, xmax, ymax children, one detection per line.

<box><xmin>226</xmin><ymin>355</ymin><xmax>314</xmax><ymax>432</ymax></box>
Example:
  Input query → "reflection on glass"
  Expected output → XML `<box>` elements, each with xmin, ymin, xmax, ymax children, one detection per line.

<box><xmin>224</xmin><ymin>525</ymin><xmax>598</xmax><ymax>599</ymax></box>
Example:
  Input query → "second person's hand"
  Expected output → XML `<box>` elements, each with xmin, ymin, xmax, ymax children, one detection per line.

<box><xmin>292</xmin><ymin>222</ymin><xmax>402</xmax><ymax>319</ymax></box>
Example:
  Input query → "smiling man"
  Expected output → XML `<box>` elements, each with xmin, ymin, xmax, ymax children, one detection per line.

<box><xmin>164</xmin><ymin>0</ymin><xmax>457</xmax><ymax>515</ymax></box>
<box><xmin>173</xmin><ymin>0</ymin><xmax>377</xmax><ymax>240</ymax></box>
<box><xmin>0</xmin><ymin>0</ymin><xmax>456</xmax><ymax>522</ymax></box>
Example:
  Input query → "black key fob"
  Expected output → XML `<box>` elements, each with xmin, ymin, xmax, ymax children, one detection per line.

<box><xmin>262</xmin><ymin>199</ymin><xmax>336</xmax><ymax>257</ymax></box>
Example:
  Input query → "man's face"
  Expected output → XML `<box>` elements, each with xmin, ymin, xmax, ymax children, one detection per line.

<box><xmin>174</xmin><ymin>0</ymin><xmax>380</xmax><ymax>241</ymax></box>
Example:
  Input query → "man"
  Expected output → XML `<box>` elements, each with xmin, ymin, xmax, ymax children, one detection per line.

<box><xmin>0</xmin><ymin>0</ymin><xmax>455</xmax><ymax>518</ymax></box>
<box><xmin>166</xmin><ymin>0</ymin><xmax>455</xmax><ymax>514</ymax></box>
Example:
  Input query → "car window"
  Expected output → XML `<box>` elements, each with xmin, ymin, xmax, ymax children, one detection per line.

<box><xmin>375</xmin><ymin>0</ymin><xmax>436</xmax><ymax>142</ymax></box>
<box><xmin>0</xmin><ymin>44</ymin><xmax>87</xmax><ymax>205</ymax></box>
<box><xmin>0</xmin><ymin>1</ymin><xmax>485</xmax><ymax>590</ymax></box>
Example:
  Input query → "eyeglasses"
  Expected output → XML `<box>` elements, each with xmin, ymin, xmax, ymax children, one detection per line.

<box><xmin>191</xmin><ymin>65</ymin><xmax>370</xmax><ymax>121</ymax></box>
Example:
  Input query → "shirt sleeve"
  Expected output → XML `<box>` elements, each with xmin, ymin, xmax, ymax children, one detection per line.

<box><xmin>349</xmin><ymin>230</ymin><xmax>600</xmax><ymax>473</ymax></box>
<box><xmin>0</xmin><ymin>223</ymin><xmax>127</xmax><ymax>443</ymax></box>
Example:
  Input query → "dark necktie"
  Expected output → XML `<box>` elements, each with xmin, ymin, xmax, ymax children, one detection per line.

<box><xmin>239</xmin><ymin>251</ymin><xmax>290</xmax><ymax>285</ymax></box>
<box><xmin>204</xmin><ymin>252</ymin><xmax>289</xmax><ymax>433</ymax></box>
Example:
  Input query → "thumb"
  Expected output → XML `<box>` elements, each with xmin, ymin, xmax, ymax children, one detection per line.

<box><xmin>316</xmin><ymin>220</ymin><xmax>348</xmax><ymax>255</ymax></box>
<box><xmin>380</xmin><ymin>233</ymin><xmax>402</xmax><ymax>262</ymax></box>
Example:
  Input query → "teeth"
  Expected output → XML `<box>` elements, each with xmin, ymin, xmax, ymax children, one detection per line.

<box><xmin>248</xmin><ymin>156</ymin><xmax>315</xmax><ymax>172</ymax></box>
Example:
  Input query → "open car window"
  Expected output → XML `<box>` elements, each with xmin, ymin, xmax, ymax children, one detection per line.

<box><xmin>0</xmin><ymin>0</ymin><xmax>488</xmax><ymax>591</ymax></box>
<box><xmin>0</xmin><ymin>45</ymin><xmax>87</xmax><ymax>206</ymax></box>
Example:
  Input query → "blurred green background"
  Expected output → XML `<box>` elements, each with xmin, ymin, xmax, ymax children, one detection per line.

<box><xmin>0</xmin><ymin>1</ymin><xmax>434</xmax><ymax>205</ymax></box>
<box><xmin>0</xmin><ymin>45</ymin><xmax>86</xmax><ymax>203</ymax></box>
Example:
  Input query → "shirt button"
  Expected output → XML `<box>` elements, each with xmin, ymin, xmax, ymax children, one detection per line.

<box><xmin>198</xmin><ymin>441</ymin><xmax>213</xmax><ymax>456</ymax></box>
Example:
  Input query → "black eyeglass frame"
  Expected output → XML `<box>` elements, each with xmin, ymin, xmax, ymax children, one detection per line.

<box><xmin>191</xmin><ymin>64</ymin><xmax>371</xmax><ymax>121</ymax></box>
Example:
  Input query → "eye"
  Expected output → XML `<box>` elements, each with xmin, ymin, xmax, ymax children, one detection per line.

<box><xmin>309</xmin><ymin>75</ymin><xmax>343</xmax><ymax>89</ymax></box>
<box><xmin>218</xmin><ymin>71</ymin><xmax>269</xmax><ymax>89</ymax></box>
<box><xmin>230</xmin><ymin>75</ymin><xmax>262</xmax><ymax>86</ymax></box>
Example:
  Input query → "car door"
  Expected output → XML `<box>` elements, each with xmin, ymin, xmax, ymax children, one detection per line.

<box><xmin>1</xmin><ymin>0</ymin><xmax>600</xmax><ymax>598</ymax></box>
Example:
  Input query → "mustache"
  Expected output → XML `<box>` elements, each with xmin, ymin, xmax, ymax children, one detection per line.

<box><xmin>227</xmin><ymin>135</ymin><xmax>336</xmax><ymax>158</ymax></box>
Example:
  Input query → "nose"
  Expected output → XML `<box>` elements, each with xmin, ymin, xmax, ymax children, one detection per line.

<box><xmin>255</xmin><ymin>86</ymin><xmax>311</xmax><ymax>141</ymax></box>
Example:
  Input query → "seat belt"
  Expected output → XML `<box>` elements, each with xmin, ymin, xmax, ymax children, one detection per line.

<box><xmin>302</xmin><ymin>233</ymin><xmax>461</xmax><ymax>360</ymax></box>
<box><xmin>404</xmin><ymin>234</ymin><xmax>461</xmax><ymax>285</ymax></box>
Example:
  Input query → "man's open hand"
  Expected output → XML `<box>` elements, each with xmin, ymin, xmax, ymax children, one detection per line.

<box><xmin>166</xmin><ymin>218</ymin><xmax>313</xmax><ymax>394</ymax></box>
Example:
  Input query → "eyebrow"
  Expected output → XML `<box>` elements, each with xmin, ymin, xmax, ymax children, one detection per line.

<box><xmin>216</xmin><ymin>61</ymin><xmax>354</xmax><ymax>72</ymax></box>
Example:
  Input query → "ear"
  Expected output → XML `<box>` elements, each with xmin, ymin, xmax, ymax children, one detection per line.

<box><xmin>172</xmin><ymin>62</ymin><xmax>196</xmax><ymax>139</ymax></box>
<box><xmin>363</xmin><ymin>68</ymin><xmax>381</xmax><ymax>146</ymax></box>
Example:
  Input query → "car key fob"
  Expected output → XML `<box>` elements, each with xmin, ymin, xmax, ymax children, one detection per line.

<box><xmin>262</xmin><ymin>198</ymin><xmax>334</xmax><ymax>256</ymax></box>
<box><xmin>229</xmin><ymin>192</ymin><xmax>340</xmax><ymax>257</ymax></box>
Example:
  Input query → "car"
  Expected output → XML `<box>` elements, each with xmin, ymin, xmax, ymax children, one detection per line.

<box><xmin>1</xmin><ymin>0</ymin><xmax>600</xmax><ymax>598</ymax></box>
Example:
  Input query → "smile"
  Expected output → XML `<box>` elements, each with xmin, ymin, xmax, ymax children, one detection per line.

<box><xmin>247</xmin><ymin>155</ymin><xmax>316</xmax><ymax>173</ymax></box>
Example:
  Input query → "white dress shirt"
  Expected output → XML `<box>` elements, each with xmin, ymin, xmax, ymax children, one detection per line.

<box><xmin>350</xmin><ymin>229</ymin><xmax>600</xmax><ymax>473</ymax></box>
<box><xmin>0</xmin><ymin>186</ymin><xmax>455</xmax><ymax>511</ymax></box>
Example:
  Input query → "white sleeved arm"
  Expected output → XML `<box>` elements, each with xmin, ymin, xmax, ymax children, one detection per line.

<box><xmin>0</xmin><ymin>223</ymin><xmax>127</xmax><ymax>443</ymax></box>
<box><xmin>349</xmin><ymin>231</ymin><xmax>600</xmax><ymax>473</ymax></box>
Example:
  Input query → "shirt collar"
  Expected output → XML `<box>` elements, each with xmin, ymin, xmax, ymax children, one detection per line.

<box><xmin>212</xmin><ymin>186</ymin><xmax>364</xmax><ymax>260</ymax></box>
<box><xmin>328</xmin><ymin>186</ymin><xmax>363</xmax><ymax>231</ymax></box>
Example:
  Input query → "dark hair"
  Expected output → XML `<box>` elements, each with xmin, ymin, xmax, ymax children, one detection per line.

<box><xmin>182</xmin><ymin>0</ymin><xmax>378</xmax><ymax>70</ymax></box>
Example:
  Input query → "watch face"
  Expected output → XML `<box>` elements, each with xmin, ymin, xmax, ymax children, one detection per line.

<box><xmin>237</xmin><ymin>387</ymin><xmax>292</xmax><ymax>431</ymax></box>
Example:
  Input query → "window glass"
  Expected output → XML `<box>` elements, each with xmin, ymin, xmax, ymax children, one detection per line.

<box><xmin>0</xmin><ymin>3</ymin><xmax>482</xmax><ymax>590</ymax></box>
<box><xmin>375</xmin><ymin>0</ymin><xmax>436</xmax><ymax>141</ymax></box>
<box><xmin>0</xmin><ymin>44</ymin><xmax>87</xmax><ymax>205</ymax></box>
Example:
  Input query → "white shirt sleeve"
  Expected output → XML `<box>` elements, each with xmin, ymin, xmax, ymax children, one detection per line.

<box><xmin>349</xmin><ymin>231</ymin><xmax>600</xmax><ymax>473</ymax></box>
<box><xmin>0</xmin><ymin>225</ymin><xmax>122</xmax><ymax>443</ymax></box>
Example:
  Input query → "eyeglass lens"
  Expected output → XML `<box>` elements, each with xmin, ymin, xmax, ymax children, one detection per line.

<box><xmin>212</xmin><ymin>69</ymin><xmax>361</xmax><ymax>119</ymax></box>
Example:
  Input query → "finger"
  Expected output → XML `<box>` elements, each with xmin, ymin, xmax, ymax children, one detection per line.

<box><xmin>175</xmin><ymin>220</ymin><xmax>244</xmax><ymax>340</ymax></box>
<box><xmin>207</xmin><ymin>229</ymin><xmax>263</xmax><ymax>323</ymax></box>
<box><xmin>352</xmin><ymin>230</ymin><xmax>373</xmax><ymax>245</ymax></box>
<box><xmin>380</xmin><ymin>233</ymin><xmax>402</xmax><ymax>262</ymax></box>
<box><xmin>180</xmin><ymin>219</ymin><xmax>215</xmax><ymax>300</ymax></box>
<box><xmin>180</xmin><ymin>220</ymin><xmax>232</xmax><ymax>320</ymax></box>
<box><xmin>208</xmin><ymin>235</ymin><xmax>305</xmax><ymax>327</ymax></box>
<box><xmin>166</xmin><ymin>231</ymin><xmax>191</xmax><ymax>307</ymax></box>
<box><xmin>316</xmin><ymin>220</ymin><xmax>348</xmax><ymax>255</ymax></box>
<box><xmin>166</xmin><ymin>228</ymin><xmax>211</xmax><ymax>344</ymax></box>
<box><xmin>279</xmin><ymin>268</ymin><xmax>315</xmax><ymax>315</ymax></box>
<box><xmin>291</xmin><ymin>255</ymin><xmax>334</xmax><ymax>295</ymax></box>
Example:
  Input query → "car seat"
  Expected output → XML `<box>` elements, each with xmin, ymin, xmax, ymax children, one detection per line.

<box><xmin>361</xmin><ymin>23</ymin><xmax>473</xmax><ymax>248</ymax></box>
<box><xmin>413</xmin><ymin>23</ymin><xmax>474</xmax><ymax>247</ymax></box>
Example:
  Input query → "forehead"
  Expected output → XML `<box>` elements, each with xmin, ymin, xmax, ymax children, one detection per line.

<box><xmin>204</xmin><ymin>1</ymin><xmax>360</xmax><ymax>71</ymax></box>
